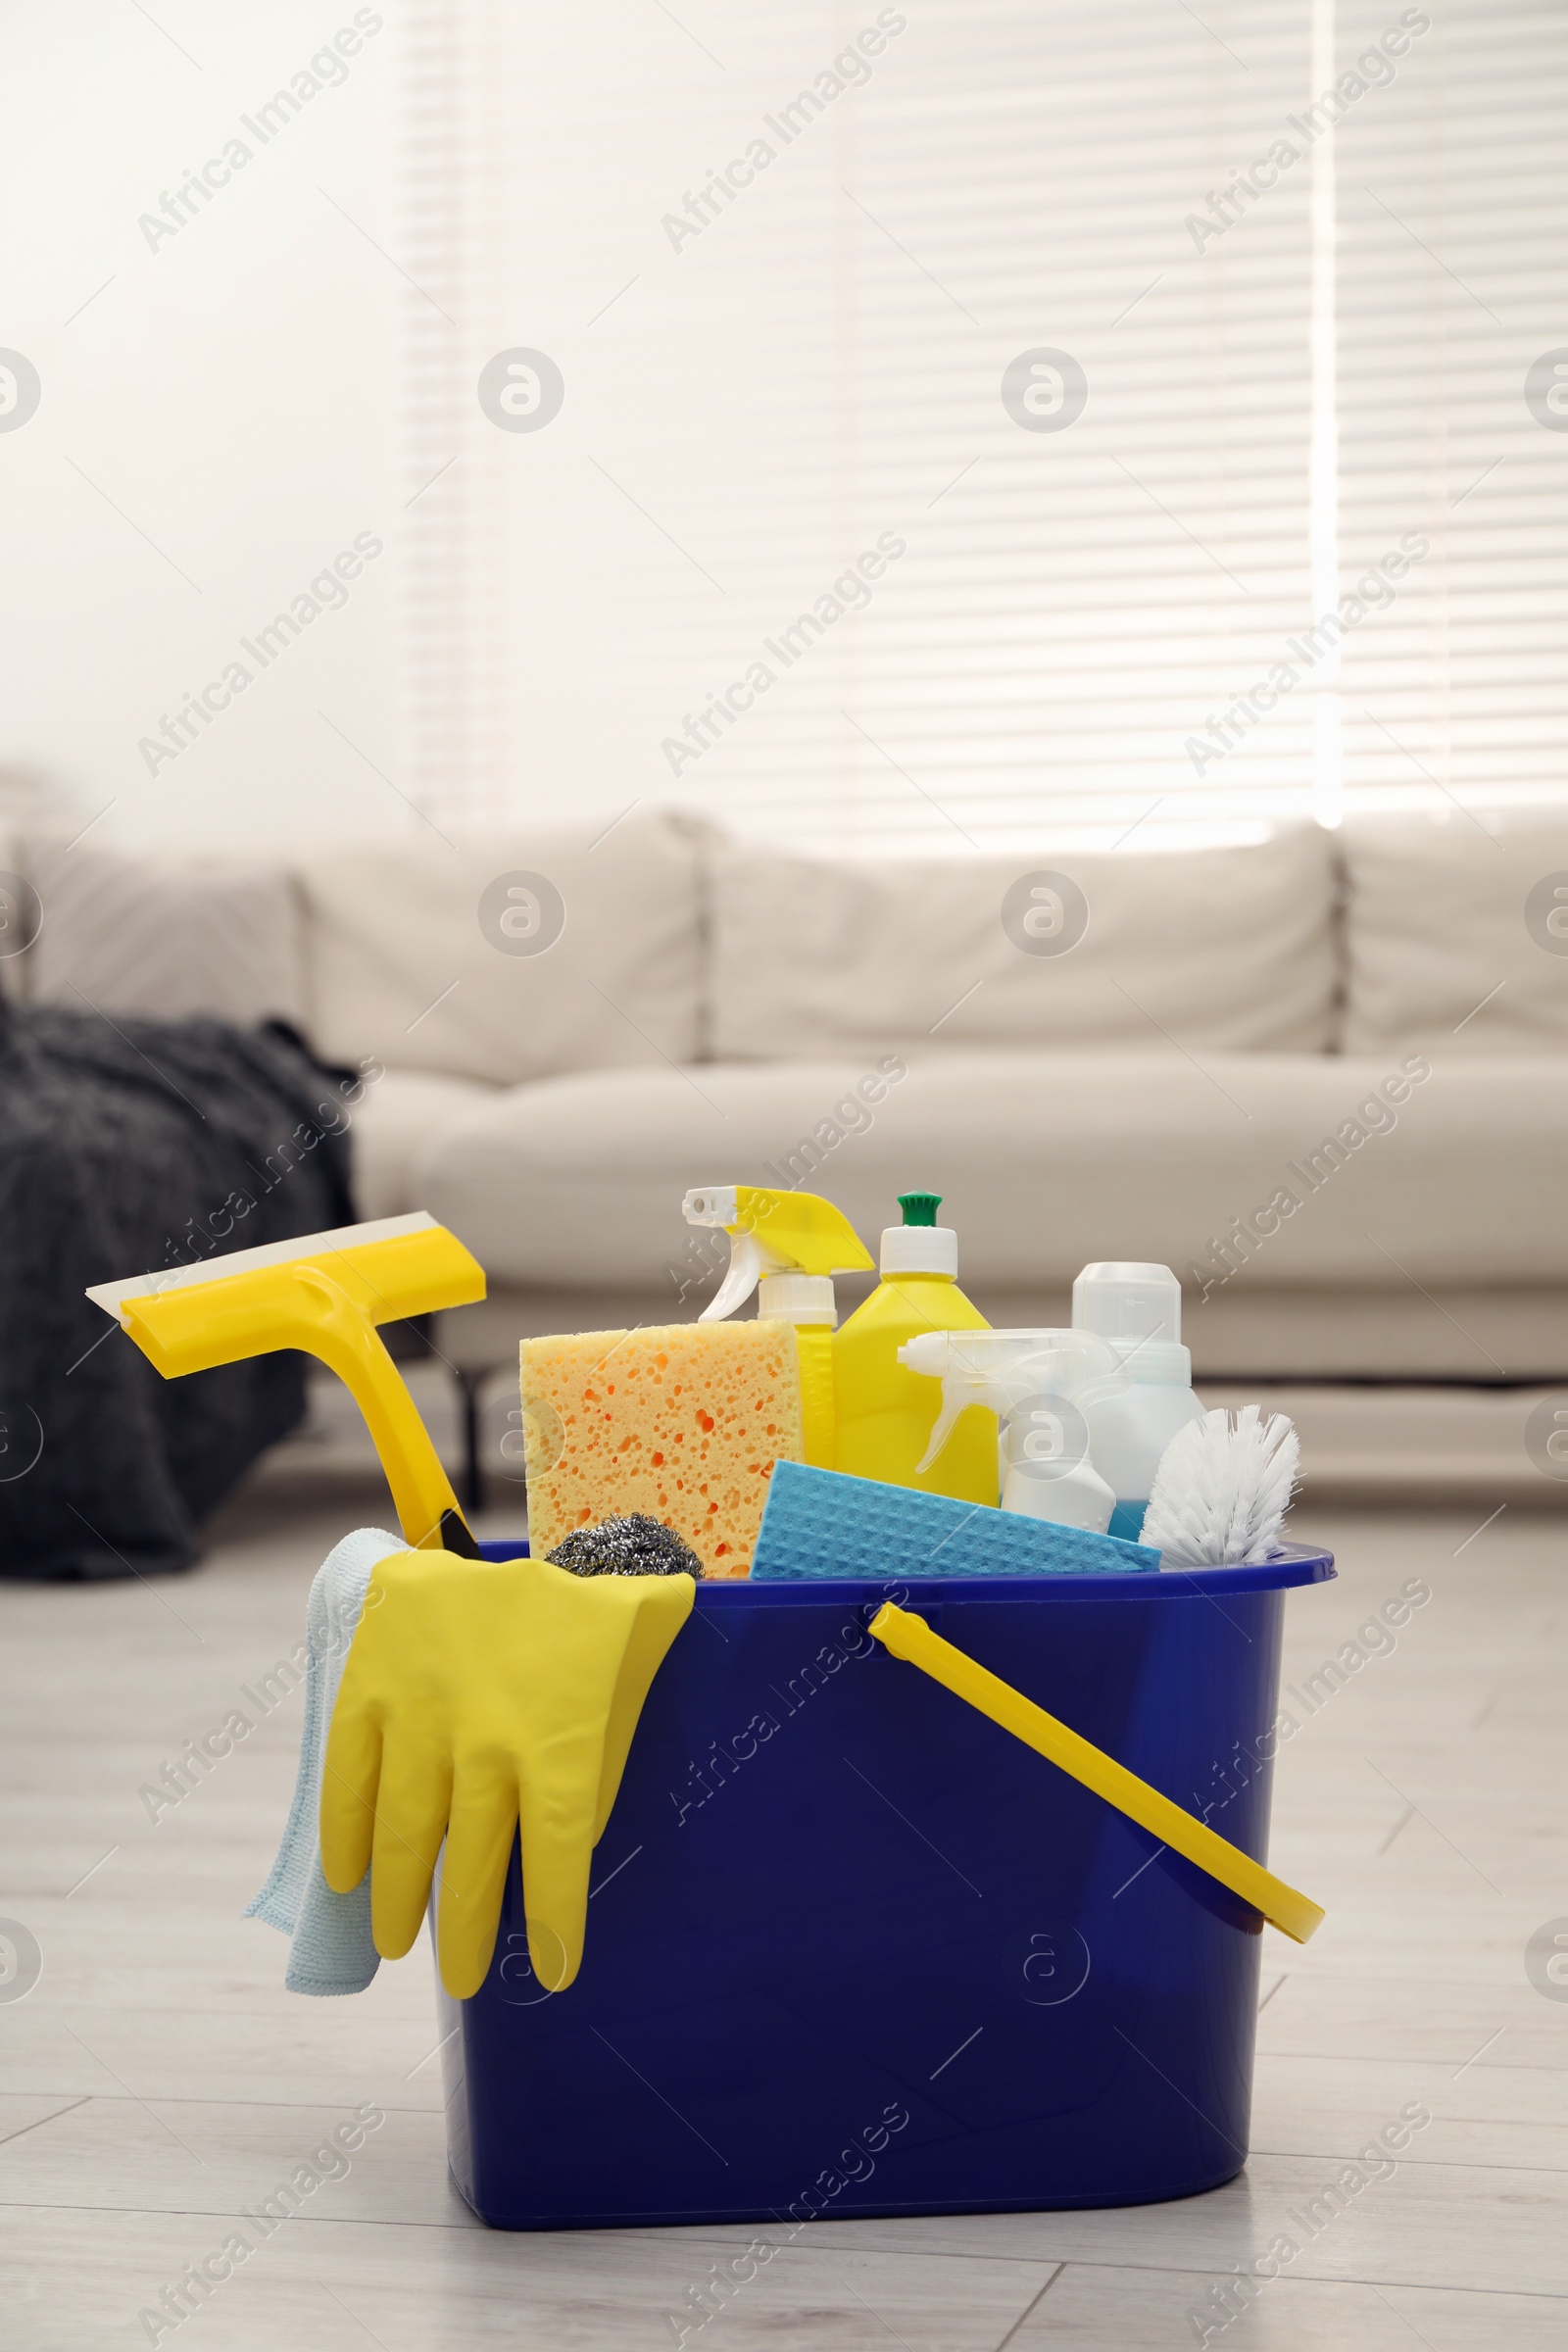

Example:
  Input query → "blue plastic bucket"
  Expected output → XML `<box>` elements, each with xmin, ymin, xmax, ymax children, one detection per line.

<box><xmin>440</xmin><ymin>1544</ymin><xmax>1334</xmax><ymax>2230</ymax></box>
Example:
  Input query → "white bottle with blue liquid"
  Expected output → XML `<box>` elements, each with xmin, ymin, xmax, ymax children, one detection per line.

<box><xmin>1072</xmin><ymin>1262</ymin><xmax>1205</xmax><ymax>1541</ymax></box>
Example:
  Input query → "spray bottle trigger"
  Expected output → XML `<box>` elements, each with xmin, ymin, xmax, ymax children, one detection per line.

<box><xmin>700</xmin><ymin>1231</ymin><xmax>764</xmax><ymax>1323</ymax></box>
<box><xmin>914</xmin><ymin>1392</ymin><xmax>969</xmax><ymax>1475</ymax></box>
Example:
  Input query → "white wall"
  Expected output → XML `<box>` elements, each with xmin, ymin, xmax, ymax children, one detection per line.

<box><xmin>0</xmin><ymin>1</ymin><xmax>400</xmax><ymax>847</ymax></box>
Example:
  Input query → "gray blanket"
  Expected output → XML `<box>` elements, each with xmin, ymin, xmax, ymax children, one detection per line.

<box><xmin>0</xmin><ymin>1004</ymin><xmax>357</xmax><ymax>1580</ymax></box>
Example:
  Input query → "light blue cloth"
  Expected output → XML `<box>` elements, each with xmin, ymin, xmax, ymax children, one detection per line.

<box><xmin>246</xmin><ymin>1526</ymin><xmax>403</xmax><ymax>1995</ymax></box>
<box><xmin>752</xmin><ymin>1461</ymin><xmax>1160</xmax><ymax>1579</ymax></box>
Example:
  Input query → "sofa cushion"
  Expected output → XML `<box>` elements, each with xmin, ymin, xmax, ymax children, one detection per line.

<box><xmin>708</xmin><ymin>827</ymin><xmax>1337</xmax><ymax>1059</ymax></box>
<box><xmin>296</xmin><ymin>809</ymin><xmax>707</xmax><ymax>1085</ymax></box>
<box><xmin>349</xmin><ymin>1066</ymin><xmax>499</xmax><ymax>1222</ymax></box>
<box><xmin>1344</xmin><ymin>809</ymin><xmax>1568</xmax><ymax>1054</ymax></box>
<box><xmin>17</xmin><ymin>835</ymin><xmax>305</xmax><ymax>1025</ymax></box>
<box><xmin>415</xmin><ymin>1046</ymin><xmax>1568</xmax><ymax>1307</ymax></box>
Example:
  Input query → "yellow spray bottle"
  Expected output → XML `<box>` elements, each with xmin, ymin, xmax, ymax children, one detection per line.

<box><xmin>833</xmin><ymin>1192</ymin><xmax>997</xmax><ymax>1504</ymax></box>
<box><xmin>683</xmin><ymin>1186</ymin><xmax>875</xmax><ymax>1469</ymax></box>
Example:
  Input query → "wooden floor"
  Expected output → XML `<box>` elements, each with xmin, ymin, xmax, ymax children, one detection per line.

<box><xmin>2</xmin><ymin>1462</ymin><xmax>1564</xmax><ymax>2349</ymax></box>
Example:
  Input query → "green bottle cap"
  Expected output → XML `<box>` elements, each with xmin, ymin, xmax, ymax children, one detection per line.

<box><xmin>898</xmin><ymin>1192</ymin><xmax>942</xmax><ymax>1228</ymax></box>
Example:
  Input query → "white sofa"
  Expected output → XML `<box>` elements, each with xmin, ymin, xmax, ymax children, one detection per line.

<box><xmin>12</xmin><ymin>808</ymin><xmax>1568</xmax><ymax>1419</ymax></box>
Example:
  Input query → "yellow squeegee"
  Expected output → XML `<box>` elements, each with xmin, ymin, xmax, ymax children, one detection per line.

<box><xmin>86</xmin><ymin>1212</ymin><xmax>486</xmax><ymax>1555</ymax></box>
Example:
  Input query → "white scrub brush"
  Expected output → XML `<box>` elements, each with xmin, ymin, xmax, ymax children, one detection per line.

<box><xmin>1141</xmin><ymin>1405</ymin><xmax>1299</xmax><ymax>1567</ymax></box>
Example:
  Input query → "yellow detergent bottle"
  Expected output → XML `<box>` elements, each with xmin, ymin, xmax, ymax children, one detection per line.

<box><xmin>683</xmin><ymin>1185</ymin><xmax>875</xmax><ymax>1469</ymax></box>
<box><xmin>833</xmin><ymin>1192</ymin><xmax>997</xmax><ymax>1503</ymax></box>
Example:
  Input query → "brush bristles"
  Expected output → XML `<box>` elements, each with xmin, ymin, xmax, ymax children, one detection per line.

<box><xmin>1141</xmin><ymin>1406</ymin><xmax>1299</xmax><ymax>1567</ymax></box>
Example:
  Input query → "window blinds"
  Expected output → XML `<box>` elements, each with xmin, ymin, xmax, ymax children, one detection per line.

<box><xmin>1333</xmin><ymin>0</ymin><xmax>1568</xmax><ymax>821</ymax></box>
<box><xmin>398</xmin><ymin>0</ymin><xmax>1563</xmax><ymax>846</ymax></box>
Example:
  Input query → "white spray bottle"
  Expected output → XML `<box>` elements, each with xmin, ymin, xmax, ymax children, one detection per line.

<box><xmin>1071</xmin><ymin>1263</ymin><xmax>1206</xmax><ymax>1542</ymax></box>
<box><xmin>898</xmin><ymin>1329</ymin><xmax>1129</xmax><ymax>1534</ymax></box>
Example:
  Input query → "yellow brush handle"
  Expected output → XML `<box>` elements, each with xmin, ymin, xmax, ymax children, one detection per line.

<box><xmin>869</xmin><ymin>1601</ymin><xmax>1323</xmax><ymax>1944</ymax></box>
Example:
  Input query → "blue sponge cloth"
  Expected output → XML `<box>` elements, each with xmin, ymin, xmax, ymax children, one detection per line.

<box><xmin>752</xmin><ymin>1461</ymin><xmax>1160</xmax><ymax>1580</ymax></box>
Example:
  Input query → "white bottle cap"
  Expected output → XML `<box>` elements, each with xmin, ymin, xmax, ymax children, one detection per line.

<box><xmin>1112</xmin><ymin>1339</ymin><xmax>1192</xmax><ymax>1387</ymax></box>
<box><xmin>758</xmin><ymin>1273</ymin><xmax>838</xmax><ymax>1327</ymax></box>
<box><xmin>880</xmin><ymin>1224</ymin><xmax>958</xmax><ymax>1278</ymax></box>
<box><xmin>1073</xmin><ymin>1262</ymin><xmax>1182</xmax><ymax>1345</ymax></box>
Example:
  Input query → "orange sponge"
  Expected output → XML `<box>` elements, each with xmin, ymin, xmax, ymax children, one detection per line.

<box><xmin>520</xmin><ymin>1322</ymin><xmax>804</xmax><ymax>1578</ymax></box>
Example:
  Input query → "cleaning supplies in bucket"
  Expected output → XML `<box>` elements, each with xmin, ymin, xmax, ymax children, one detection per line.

<box><xmin>834</xmin><ymin>1192</ymin><xmax>997</xmax><ymax>1504</ymax></box>
<box><xmin>519</xmin><ymin>1320</ymin><xmax>804</xmax><ymax>1577</ymax></box>
<box><xmin>1141</xmin><ymin>1404</ymin><xmax>1300</xmax><ymax>1567</ymax></box>
<box><xmin>448</xmin><ymin>1543</ymin><xmax>1336</xmax><ymax>2230</ymax></box>
<box><xmin>1070</xmin><ymin>1261</ymin><xmax>1206</xmax><ymax>1541</ymax></box>
<box><xmin>683</xmin><ymin>1184</ymin><xmax>874</xmax><ymax>1468</ymax></box>
<box><xmin>898</xmin><ymin>1329</ymin><xmax>1128</xmax><ymax>1534</ymax></box>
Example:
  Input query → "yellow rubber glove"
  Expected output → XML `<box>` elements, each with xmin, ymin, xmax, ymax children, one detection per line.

<box><xmin>318</xmin><ymin>1550</ymin><xmax>693</xmax><ymax>1999</ymax></box>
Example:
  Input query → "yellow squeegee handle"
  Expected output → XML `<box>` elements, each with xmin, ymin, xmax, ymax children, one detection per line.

<box><xmin>869</xmin><ymin>1601</ymin><xmax>1323</xmax><ymax>1944</ymax></box>
<box><xmin>290</xmin><ymin>1270</ymin><xmax>476</xmax><ymax>1553</ymax></box>
<box><xmin>122</xmin><ymin>1263</ymin><xmax>476</xmax><ymax>1555</ymax></box>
